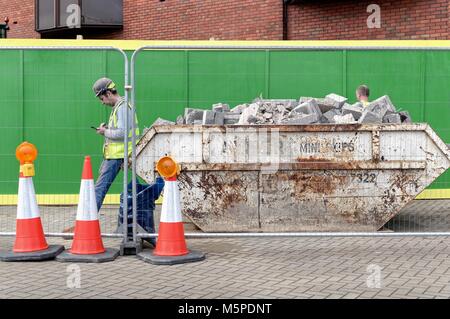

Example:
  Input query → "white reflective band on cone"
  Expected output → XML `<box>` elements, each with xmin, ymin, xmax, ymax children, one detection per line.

<box><xmin>17</xmin><ymin>177</ymin><xmax>40</xmax><ymax>219</ymax></box>
<box><xmin>160</xmin><ymin>180</ymin><xmax>182</xmax><ymax>223</ymax></box>
<box><xmin>76</xmin><ymin>179</ymin><xmax>98</xmax><ymax>221</ymax></box>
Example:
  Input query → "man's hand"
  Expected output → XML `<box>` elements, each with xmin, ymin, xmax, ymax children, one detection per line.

<box><xmin>97</xmin><ymin>123</ymin><xmax>107</xmax><ymax>135</ymax></box>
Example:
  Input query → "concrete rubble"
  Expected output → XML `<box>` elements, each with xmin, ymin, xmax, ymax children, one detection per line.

<box><xmin>150</xmin><ymin>93</ymin><xmax>414</xmax><ymax>127</ymax></box>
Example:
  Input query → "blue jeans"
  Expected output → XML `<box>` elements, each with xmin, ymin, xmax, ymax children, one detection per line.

<box><xmin>95</xmin><ymin>159</ymin><xmax>123</xmax><ymax>211</ymax></box>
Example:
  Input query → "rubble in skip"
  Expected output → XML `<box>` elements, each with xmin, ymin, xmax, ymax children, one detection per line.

<box><xmin>151</xmin><ymin>93</ymin><xmax>413</xmax><ymax>127</ymax></box>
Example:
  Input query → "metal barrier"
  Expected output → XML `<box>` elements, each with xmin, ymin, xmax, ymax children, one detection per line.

<box><xmin>130</xmin><ymin>45</ymin><xmax>450</xmax><ymax>242</ymax></box>
<box><xmin>1</xmin><ymin>45</ymin><xmax>450</xmax><ymax>254</ymax></box>
<box><xmin>0</xmin><ymin>46</ymin><xmax>129</xmax><ymax>245</ymax></box>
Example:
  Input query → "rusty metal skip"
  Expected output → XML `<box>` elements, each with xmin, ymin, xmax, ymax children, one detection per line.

<box><xmin>135</xmin><ymin>123</ymin><xmax>450</xmax><ymax>233</ymax></box>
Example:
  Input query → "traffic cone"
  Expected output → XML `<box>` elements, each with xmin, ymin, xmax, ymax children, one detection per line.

<box><xmin>137</xmin><ymin>156</ymin><xmax>205</xmax><ymax>265</ymax></box>
<box><xmin>0</xmin><ymin>142</ymin><xmax>64</xmax><ymax>262</ymax></box>
<box><xmin>56</xmin><ymin>156</ymin><xmax>119</xmax><ymax>263</ymax></box>
<box><xmin>153</xmin><ymin>175</ymin><xmax>189</xmax><ymax>256</ymax></box>
<box><xmin>71</xmin><ymin>156</ymin><xmax>105</xmax><ymax>254</ymax></box>
<box><xmin>13</xmin><ymin>170</ymin><xmax>48</xmax><ymax>252</ymax></box>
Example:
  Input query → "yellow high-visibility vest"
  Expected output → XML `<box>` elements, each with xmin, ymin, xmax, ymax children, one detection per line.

<box><xmin>103</xmin><ymin>103</ymin><xmax>140</xmax><ymax>159</ymax></box>
<box><xmin>361</xmin><ymin>100</ymin><xmax>369</xmax><ymax>108</ymax></box>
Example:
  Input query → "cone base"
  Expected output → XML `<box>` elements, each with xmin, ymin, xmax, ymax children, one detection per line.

<box><xmin>56</xmin><ymin>247</ymin><xmax>119</xmax><ymax>263</ymax></box>
<box><xmin>14</xmin><ymin>217</ymin><xmax>48</xmax><ymax>252</ymax></box>
<box><xmin>154</xmin><ymin>222</ymin><xmax>188</xmax><ymax>256</ymax></box>
<box><xmin>137</xmin><ymin>249</ymin><xmax>205</xmax><ymax>265</ymax></box>
<box><xmin>70</xmin><ymin>220</ymin><xmax>105</xmax><ymax>255</ymax></box>
<box><xmin>0</xmin><ymin>245</ymin><xmax>64</xmax><ymax>262</ymax></box>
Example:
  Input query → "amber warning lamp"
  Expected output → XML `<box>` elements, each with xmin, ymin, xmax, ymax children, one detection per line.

<box><xmin>156</xmin><ymin>156</ymin><xmax>181</xmax><ymax>179</ymax></box>
<box><xmin>16</xmin><ymin>142</ymin><xmax>38</xmax><ymax>177</ymax></box>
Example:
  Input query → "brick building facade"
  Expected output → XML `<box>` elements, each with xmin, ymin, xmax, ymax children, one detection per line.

<box><xmin>0</xmin><ymin>0</ymin><xmax>448</xmax><ymax>40</ymax></box>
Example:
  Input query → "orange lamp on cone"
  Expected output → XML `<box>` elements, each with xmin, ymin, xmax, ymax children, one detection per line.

<box><xmin>14</xmin><ymin>142</ymin><xmax>47</xmax><ymax>252</ymax></box>
<box><xmin>156</xmin><ymin>156</ymin><xmax>180</xmax><ymax>180</ymax></box>
<box><xmin>16</xmin><ymin>142</ymin><xmax>37</xmax><ymax>177</ymax></box>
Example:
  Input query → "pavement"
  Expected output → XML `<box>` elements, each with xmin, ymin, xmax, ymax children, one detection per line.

<box><xmin>0</xmin><ymin>200</ymin><xmax>450</xmax><ymax>299</ymax></box>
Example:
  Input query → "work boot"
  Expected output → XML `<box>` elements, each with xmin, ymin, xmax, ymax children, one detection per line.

<box><xmin>61</xmin><ymin>225</ymin><xmax>75</xmax><ymax>240</ymax></box>
<box><xmin>141</xmin><ymin>238</ymin><xmax>156</xmax><ymax>249</ymax></box>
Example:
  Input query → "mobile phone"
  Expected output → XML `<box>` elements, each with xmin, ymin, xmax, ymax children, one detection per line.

<box><xmin>91</xmin><ymin>126</ymin><xmax>98</xmax><ymax>130</ymax></box>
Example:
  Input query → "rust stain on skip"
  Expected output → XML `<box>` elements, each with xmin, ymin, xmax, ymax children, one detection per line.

<box><xmin>288</xmin><ymin>173</ymin><xmax>349</xmax><ymax>197</ymax></box>
<box><xmin>179</xmin><ymin>171</ymin><xmax>248</xmax><ymax>218</ymax></box>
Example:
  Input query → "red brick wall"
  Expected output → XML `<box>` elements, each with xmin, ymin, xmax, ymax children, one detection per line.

<box><xmin>118</xmin><ymin>0</ymin><xmax>283</xmax><ymax>40</ymax></box>
<box><xmin>0</xmin><ymin>0</ymin><xmax>39</xmax><ymax>38</ymax></box>
<box><xmin>287</xmin><ymin>0</ymin><xmax>449</xmax><ymax>40</ymax></box>
<box><xmin>1</xmin><ymin>0</ymin><xmax>449</xmax><ymax>40</ymax></box>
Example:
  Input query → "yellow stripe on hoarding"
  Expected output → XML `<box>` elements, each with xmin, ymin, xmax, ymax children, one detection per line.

<box><xmin>0</xmin><ymin>190</ymin><xmax>448</xmax><ymax>205</ymax></box>
<box><xmin>414</xmin><ymin>189</ymin><xmax>450</xmax><ymax>200</ymax></box>
<box><xmin>3</xmin><ymin>39</ymin><xmax>450</xmax><ymax>50</ymax></box>
<box><xmin>0</xmin><ymin>194</ymin><xmax>163</xmax><ymax>205</ymax></box>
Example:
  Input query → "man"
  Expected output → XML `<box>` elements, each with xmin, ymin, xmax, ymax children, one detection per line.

<box><xmin>92</xmin><ymin>77</ymin><xmax>139</xmax><ymax>211</ymax></box>
<box><xmin>356</xmin><ymin>84</ymin><xmax>370</xmax><ymax>107</ymax></box>
<box><xmin>62</xmin><ymin>77</ymin><xmax>139</xmax><ymax>235</ymax></box>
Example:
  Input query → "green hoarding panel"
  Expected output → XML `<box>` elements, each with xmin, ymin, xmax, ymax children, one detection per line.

<box><xmin>423</xmin><ymin>51</ymin><xmax>450</xmax><ymax>189</ymax></box>
<box><xmin>269</xmin><ymin>51</ymin><xmax>344</xmax><ymax>99</ymax></box>
<box><xmin>188</xmin><ymin>51</ymin><xmax>266</xmax><ymax>107</ymax></box>
<box><xmin>21</xmin><ymin>50</ymin><xmax>123</xmax><ymax>194</ymax></box>
<box><xmin>1</xmin><ymin>48</ymin><xmax>449</xmax><ymax>197</ymax></box>
<box><xmin>134</xmin><ymin>51</ymin><xmax>187</xmax><ymax>124</ymax></box>
<box><xmin>0</xmin><ymin>51</ymin><xmax>23</xmax><ymax>194</ymax></box>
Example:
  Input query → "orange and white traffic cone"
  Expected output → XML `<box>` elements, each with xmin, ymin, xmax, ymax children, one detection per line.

<box><xmin>137</xmin><ymin>156</ymin><xmax>205</xmax><ymax>265</ymax></box>
<box><xmin>0</xmin><ymin>142</ymin><xmax>64</xmax><ymax>262</ymax></box>
<box><xmin>14</xmin><ymin>168</ymin><xmax>48</xmax><ymax>253</ymax></box>
<box><xmin>56</xmin><ymin>156</ymin><xmax>118</xmax><ymax>263</ymax></box>
<box><xmin>71</xmin><ymin>155</ymin><xmax>104</xmax><ymax>254</ymax></box>
<box><xmin>153</xmin><ymin>174</ymin><xmax>188</xmax><ymax>256</ymax></box>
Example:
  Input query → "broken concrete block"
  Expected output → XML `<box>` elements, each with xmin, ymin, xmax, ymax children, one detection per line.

<box><xmin>176</xmin><ymin>115</ymin><xmax>185</xmax><ymax>125</ymax></box>
<box><xmin>359</xmin><ymin>110</ymin><xmax>382</xmax><ymax>124</ymax></box>
<box><xmin>299</xmin><ymin>96</ymin><xmax>315</xmax><ymax>104</ymax></box>
<box><xmin>324</xmin><ymin>93</ymin><xmax>348</xmax><ymax>108</ymax></box>
<box><xmin>255</xmin><ymin>99</ymin><xmax>298</xmax><ymax>111</ymax></box>
<box><xmin>212</xmin><ymin>103</ymin><xmax>230</xmax><ymax>112</ymax></box>
<box><xmin>382</xmin><ymin>112</ymin><xmax>401</xmax><ymax>124</ymax></box>
<box><xmin>299</xmin><ymin>97</ymin><xmax>334</xmax><ymax>114</ymax></box>
<box><xmin>283</xmin><ymin>113</ymin><xmax>318</xmax><ymax>125</ymax></box>
<box><xmin>290</xmin><ymin>99</ymin><xmax>322</xmax><ymax>118</ymax></box>
<box><xmin>366</xmin><ymin>95</ymin><xmax>396</xmax><ymax>119</ymax></box>
<box><xmin>398</xmin><ymin>111</ymin><xmax>412</xmax><ymax>123</ymax></box>
<box><xmin>202</xmin><ymin>110</ymin><xmax>216</xmax><ymax>125</ymax></box>
<box><xmin>333</xmin><ymin>114</ymin><xmax>356</xmax><ymax>124</ymax></box>
<box><xmin>318</xmin><ymin>115</ymin><xmax>330</xmax><ymax>124</ymax></box>
<box><xmin>223</xmin><ymin>113</ymin><xmax>240</xmax><ymax>124</ymax></box>
<box><xmin>151</xmin><ymin>117</ymin><xmax>175</xmax><ymax>126</ymax></box>
<box><xmin>230</xmin><ymin>104</ymin><xmax>248</xmax><ymax>114</ymax></box>
<box><xmin>342</xmin><ymin>103</ymin><xmax>364</xmax><ymax>121</ymax></box>
<box><xmin>238</xmin><ymin>103</ymin><xmax>260</xmax><ymax>124</ymax></box>
<box><xmin>316</xmin><ymin>98</ymin><xmax>335</xmax><ymax>114</ymax></box>
<box><xmin>185</xmin><ymin>108</ymin><xmax>205</xmax><ymax>124</ymax></box>
<box><xmin>322</xmin><ymin>109</ymin><xmax>341</xmax><ymax>123</ymax></box>
<box><xmin>247</xmin><ymin>115</ymin><xmax>259</xmax><ymax>124</ymax></box>
<box><xmin>276</xmin><ymin>104</ymin><xmax>287</xmax><ymax>114</ymax></box>
<box><xmin>215</xmin><ymin>112</ymin><xmax>225</xmax><ymax>125</ymax></box>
